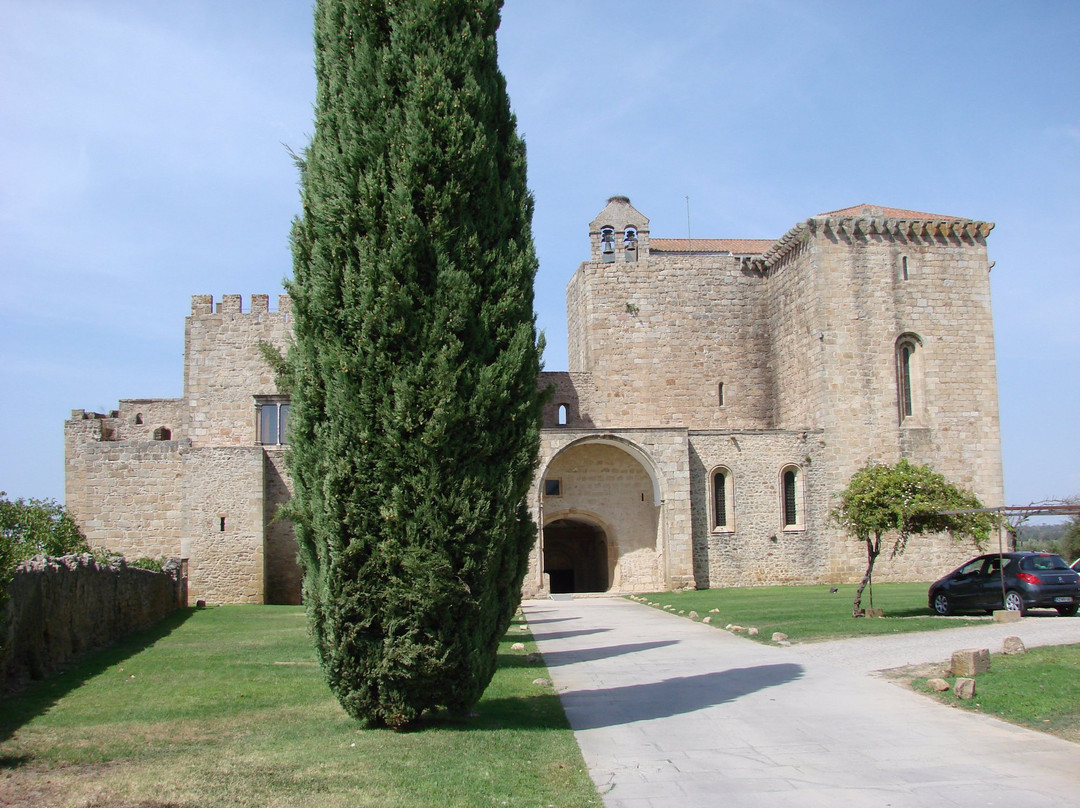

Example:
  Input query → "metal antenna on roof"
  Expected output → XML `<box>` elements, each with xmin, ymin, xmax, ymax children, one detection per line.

<box><xmin>685</xmin><ymin>196</ymin><xmax>692</xmax><ymax>252</ymax></box>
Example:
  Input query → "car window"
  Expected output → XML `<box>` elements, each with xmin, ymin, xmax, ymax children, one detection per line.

<box><xmin>957</xmin><ymin>559</ymin><xmax>984</xmax><ymax>576</ymax></box>
<box><xmin>1019</xmin><ymin>554</ymin><xmax>1069</xmax><ymax>572</ymax></box>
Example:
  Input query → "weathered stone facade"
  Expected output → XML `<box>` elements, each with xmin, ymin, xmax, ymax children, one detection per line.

<box><xmin>65</xmin><ymin>197</ymin><xmax>1004</xmax><ymax>602</ymax></box>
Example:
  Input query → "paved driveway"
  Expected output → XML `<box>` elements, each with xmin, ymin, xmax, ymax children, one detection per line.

<box><xmin>522</xmin><ymin>597</ymin><xmax>1080</xmax><ymax>808</ymax></box>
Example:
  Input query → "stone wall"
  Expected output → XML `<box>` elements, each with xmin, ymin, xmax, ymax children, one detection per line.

<box><xmin>184</xmin><ymin>294</ymin><xmax>292</xmax><ymax>447</ymax></box>
<box><xmin>64</xmin><ymin>430</ymin><xmax>189</xmax><ymax>560</ymax></box>
<box><xmin>263</xmin><ymin>447</ymin><xmax>301</xmax><ymax>604</ymax></box>
<box><xmin>563</xmin><ymin>252</ymin><xmax>773</xmax><ymax>430</ymax></box>
<box><xmin>1</xmin><ymin>554</ymin><xmax>186</xmax><ymax>691</ymax></box>
<box><xmin>183</xmin><ymin>447</ymin><xmax>265</xmax><ymax>604</ymax></box>
<box><xmin>688</xmin><ymin>430</ymin><xmax>828</xmax><ymax>588</ymax></box>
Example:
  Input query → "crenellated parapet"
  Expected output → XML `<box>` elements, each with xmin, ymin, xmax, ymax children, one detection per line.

<box><xmin>191</xmin><ymin>294</ymin><xmax>292</xmax><ymax>316</ymax></box>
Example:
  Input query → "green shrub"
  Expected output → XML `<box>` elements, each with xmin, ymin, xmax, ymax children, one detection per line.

<box><xmin>128</xmin><ymin>557</ymin><xmax>164</xmax><ymax>573</ymax></box>
<box><xmin>0</xmin><ymin>491</ymin><xmax>89</xmax><ymax>581</ymax></box>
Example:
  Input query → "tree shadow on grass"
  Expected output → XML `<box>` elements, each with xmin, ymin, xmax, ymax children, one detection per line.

<box><xmin>0</xmin><ymin>607</ymin><xmax>196</xmax><ymax>747</ymax></box>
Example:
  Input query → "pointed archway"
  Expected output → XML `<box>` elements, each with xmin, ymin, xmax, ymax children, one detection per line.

<box><xmin>543</xmin><ymin>517</ymin><xmax>609</xmax><ymax>594</ymax></box>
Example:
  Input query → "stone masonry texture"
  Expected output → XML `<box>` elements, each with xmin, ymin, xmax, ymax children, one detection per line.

<box><xmin>65</xmin><ymin>201</ymin><xmax>1004</xmax><ymax>602</ymax></box>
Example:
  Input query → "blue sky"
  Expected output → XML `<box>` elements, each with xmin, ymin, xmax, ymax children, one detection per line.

<box><xmin>2</xmin><ymin>0</ymin><xmax>1078</xmax><ymax>510</ymax></box>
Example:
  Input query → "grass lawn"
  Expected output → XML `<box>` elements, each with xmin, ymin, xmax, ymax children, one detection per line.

<box><xmin>910</xmin><ymin>644</ymin><xmax>1080</xmax><ymax>744</ymax></box>
<box><xmin>0</xmin><ymin>606</ymin><xmax>599</xmax><ymax>808</ymax></box>
<box><xmin>633</xmin><ymin>582</ymin><xmax>986</xmax><ymax>643</ymax></box>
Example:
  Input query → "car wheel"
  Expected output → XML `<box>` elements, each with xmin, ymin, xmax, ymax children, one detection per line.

<box><xmin>1056</xmin><ymin>604</ymin><xmax>1078</xmax><ymax>617</ymax></box>
<box><xmin>932</xmin><ymin>592</ymin><xmax>952</xmax><ymax>616</ymax></box>
<box><xmin>1004</xmin><ymin>590</ymin><xmax>1026</xmax><ymax>615</ymax></box>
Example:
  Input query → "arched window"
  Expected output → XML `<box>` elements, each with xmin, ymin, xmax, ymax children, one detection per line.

<box><xmin>780</xmin><ymin>465</ymin><xmax>803</xmax><ymax>530</ymax></box>
<box><xmin>623</xmin><ymin>226</ymin><xmax>638</xmax><ymax>262</ymax></box>
<box><xmin>600</xmin><ymin>226</ymin><xmax>616</xmax><ymax>263</ymax></box>
<box><xmin>152</xmin><ymin>426</ymin><xmax>171</xmax><ymax>441</ymax></box>
<box><xmin>557</xmin><ymin>403</ymin><xmax>569</xmax><ymax>426</ymax></box>
<box><xmin>895</xmin><ymin>334</ymin><xmax>923</xmax><ymax>424</ymax></box>
<box><xmin>711</xmin><ymin>467</ymin><xmax>734</xmax><ymax>531</ymax></box>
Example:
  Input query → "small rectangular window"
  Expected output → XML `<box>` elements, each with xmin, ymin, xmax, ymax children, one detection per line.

<box><xmin>257</xmin><ymin>398</ymin><xmax>290</xmax><ymax>445</ymax></box>
<box><xmin>544</xmin><ymin>478</ymin><xmax>561</xmax><ymax>497</ymax></box>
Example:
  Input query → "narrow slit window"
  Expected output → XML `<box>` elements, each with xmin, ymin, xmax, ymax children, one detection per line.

<box><xmin>895</xmin><ymin>335</ymin><xmax>922</xmax><ymax>423</ymax></box>
<box><xmin>717</xmin><ymin>382</ymin><xmax>725</xmax><ymax>407</ymax></box>
<box><xmin>219</xmin><ymin>517</ymin><xmax>226</xmax><ymax>532</ymax></box>
<box><xmin>781</xmin><ymin>467</ymin><xmax>801</xmax><ymax>529</ymax></box>
<box><xmin>711</xmin><ymin>467</ymin><xmax>734</xmax><ymax>530</ymax></box>
<box><xmin>899</xmin><ymin>344</ymin><xmax>914</xmax><ymax>418</ymax></box>
<box><xmin>713</xmin><ymin>471</ymin><xmax>727</xmax><ymax>528</ymax></box>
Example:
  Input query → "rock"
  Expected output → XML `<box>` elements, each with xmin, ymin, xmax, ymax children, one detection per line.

<box><xmin>511</xmin><ymin>642</ymin><xmax>526</xmax><ymax>652</ymax></box>
<box><xmin>954</xmin><ymin>678</ymin><xmax>976</xmax><ymax>699</ymax></box>
<box><xmin>702</xmin><ymin>616</ymin><xmax>712</xmax><ymax>624</ymax></box>
<box><xmin>993</xmin><ymin>610</ymin><xmax>1021</xmax><ymax>623</ymax></box>
<box><xmin>709</xmin><ymin>608</ymin><xmax>719</xmax><ymax>613</ymax></box>
<box><xmin>772</xmin><ymin>632</ymin><xmax>788</xmax><ymax>643</ymax></box>
<box><xmin>688</xmin><ymin>611</ymin><xmax>699</xmax><ymax>619</ymax></box>
<box><xmin>532</xmin><ymin>678</ymin><xmax>551</xmax><ymax>687</ymax></box>
<box><xmin>664</xmin><ymin>605</ymin><xmax>675</xmax><ymax>611</ymax></box>
<box><xmin>747</xmin><ymin>627</ymin><xmax>759</xmax><ymax>636</ymax></box>
<box><xmin>1002</xmin><ymin>636</ymin><xmax>1026</xmax><ymax>655</ymax></box>
<box><xmin>864</xmin><ymin>607</ymin><xmax>884</xmax><ymax>618</ymax></box>
<box><xmin>678</xmin><ymin>610</ymin><xmax>685</xmax><ymax>615</ymax></box>
<box><xmin>518</xmin><ymin>625</ymin><xmax>529</xmax><ymax>632</ymax></box>
<box><xmin>526</xmin><ymin>652</ymin><xmax>542</xmax><ymax>664</ymax></box>
<box><xmin>950</xmin><ymin>648</ymin><xmax>990</xmax><ymax>677</ymax></box>
<box><xmin>727</xmin><ymin>624</ymin><xmax>745</xmax><ymax>632</ymax></box>
<box><xmin>927</xmin><ymin>678</ymin><xmax>951</xmax><ymax>692</ymax></box>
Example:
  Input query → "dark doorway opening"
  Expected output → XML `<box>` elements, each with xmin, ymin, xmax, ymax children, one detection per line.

<box><xmin>543</xmin><ymin>518</ymin><xmax>608</xmax><ymax>594</ymax></box>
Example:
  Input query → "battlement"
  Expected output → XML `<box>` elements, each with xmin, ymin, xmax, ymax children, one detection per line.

<box><xmin>191</xmin><ymin>294</ymin><xmax>292</xmax><ymax>316</ymax></box>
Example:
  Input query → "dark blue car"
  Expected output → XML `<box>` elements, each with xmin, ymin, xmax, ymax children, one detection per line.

<box><xmin>929</xmin><ymin>552</ymin><xmax>1080</xmax><ymax>617</ymax></box>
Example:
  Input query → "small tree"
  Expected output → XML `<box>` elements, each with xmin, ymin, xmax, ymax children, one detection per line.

<box><xmin>286</xmin><ymin>0</ymin><xmax>544</xmax><ymax>726</ymax></box>
<box><xmin>1061</xmin><ymin>496</ymin><xmax>1080</xmax><ymax>561</ymax></box>
<box><xmin>831</xmin><ymin>460</ymin><xmax>998</xmax><ymax>617</ymax></box>
<box><xmin>0</xmin><ymin>491</ymin><xmax>88</xmax><ymax>578</ymax></box>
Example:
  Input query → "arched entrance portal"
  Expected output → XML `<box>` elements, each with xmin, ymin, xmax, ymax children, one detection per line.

<box><xmin>543</xmin><ymin>518</ymin><xmax>609</xmax><ymax>594</ymax></box>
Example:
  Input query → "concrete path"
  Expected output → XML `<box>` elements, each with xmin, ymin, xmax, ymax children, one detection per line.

<box><xmin>521</xmin><ymin>598</ymin><xmax>1080</xmax><ymax>808</ymax></box>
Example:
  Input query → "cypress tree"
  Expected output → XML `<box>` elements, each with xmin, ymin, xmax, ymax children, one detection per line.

<box><xmin>286</xmin><ymin>0</ymin><xmax>543</xmax><ymax>727</ymax></box>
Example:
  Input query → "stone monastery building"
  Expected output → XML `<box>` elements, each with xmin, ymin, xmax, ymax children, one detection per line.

<box><xmin>66</xmin><ymin>197</ymin><xmax>1004</xmax><ymax>604</ymax></box>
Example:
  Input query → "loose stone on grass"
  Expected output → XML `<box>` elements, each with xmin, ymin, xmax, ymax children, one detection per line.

<box><xmin>954</xmin><ymin>678</ymin><xmax>976</xmax><ymax>699</ymax></box>
<box><xmin>950</xmin><ymin>648</ymin><xmax>990</xmax><ymax>677</ymax></box>
<box><xmin>927</xmin><ymin>678</ymin><xmax>951</xmax><ymax>692</ymax></box>
<box><xmin>772</xmin><ymin>632</ymin><xmax>788</xmax><ymax>643</ymax></box>
<box><xmin>511</xmin><ymin>642</ymin><xmax>526</xmax><ymax>652</ymax></box>
<box><xmin>1002</xmin><ymin>636</ymin><xmax>1026</xmax><ymax>655</ymax></box>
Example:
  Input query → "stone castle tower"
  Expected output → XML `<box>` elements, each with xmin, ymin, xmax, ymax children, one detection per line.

<box><xmin>65</xmin><ymin>197</ymin><xmax>1004</xmax><ymax>603</ymax></box>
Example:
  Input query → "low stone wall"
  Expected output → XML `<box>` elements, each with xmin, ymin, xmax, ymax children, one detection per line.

<box><xmin>1</xmin><ymin>554</ymin><xmax>187</xmax><ymax>691</ymax></box>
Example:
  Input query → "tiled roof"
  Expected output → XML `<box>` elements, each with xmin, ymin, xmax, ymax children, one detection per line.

<box><xmin>816</xmin><ymin>204</ymin><xmax>964</xmax><ymax>221</ymax></box>
<box><xmin>649</xmin><ymin>238</ymin><xmax>774</xmax><ymax>255</ymax></box>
